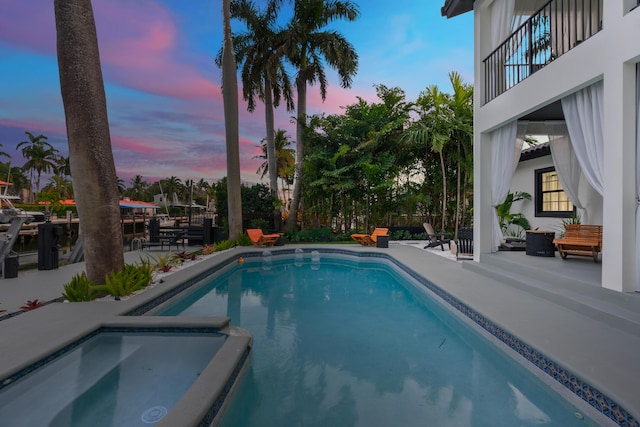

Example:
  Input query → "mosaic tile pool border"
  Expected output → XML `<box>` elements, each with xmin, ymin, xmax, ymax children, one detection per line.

<box><xmin>131</xmin><ymin>248</ymin><xmax>636</xmax><ymax>427</ymax></box>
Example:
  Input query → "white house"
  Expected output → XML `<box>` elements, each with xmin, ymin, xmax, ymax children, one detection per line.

<box><xmin>442</xmin><ymin>0</ymin><xmax>640</xmax><ymax>292</ymax></box>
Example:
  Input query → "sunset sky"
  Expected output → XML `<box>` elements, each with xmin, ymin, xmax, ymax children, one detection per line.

<box><xmin>0</xmin><ymin>0</ymin><xmax>473</xmax><ymax>187</ymax></box>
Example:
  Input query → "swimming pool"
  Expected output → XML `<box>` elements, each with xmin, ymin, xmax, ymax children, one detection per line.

<box><xmin>156</xmin><ymin>252</ymin><xmax>611</xmax><ymax>426</ymax></box>
<box><xmin>0</xmin><ymin>320</ymin><xmax>251</xmax><ymax>427</ymax></box>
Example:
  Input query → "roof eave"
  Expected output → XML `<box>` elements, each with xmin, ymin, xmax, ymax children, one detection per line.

<box><xmin>441</xmin><ymin>0</ymin><xmax>474</xmax><ymax>18</ymax></box>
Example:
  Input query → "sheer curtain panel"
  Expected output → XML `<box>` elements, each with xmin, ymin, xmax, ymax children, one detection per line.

<box><xmin>561</xmin><ymin>81</ymin><xmax>605</xmax><ymax>195</ymax></box>
<box><xmin>491</xmin><ymin>121</ymin><xmax>526</xmax><ymax>251</ymax></box>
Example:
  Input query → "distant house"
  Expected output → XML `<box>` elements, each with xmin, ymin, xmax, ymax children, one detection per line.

<box><xmin>442</xmin><ymin>0</ymin><xmax>640</xmax><ymax>292</ymax></box>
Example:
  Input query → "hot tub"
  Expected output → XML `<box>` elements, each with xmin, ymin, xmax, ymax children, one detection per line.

<box><xmin>0</xmin><ymin>318</ymin><xmax>251</xmax><ymax>427</ymax></box>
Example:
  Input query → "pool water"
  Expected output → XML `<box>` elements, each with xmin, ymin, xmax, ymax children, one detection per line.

<box><xmin>0</xmin><ymin>331</ymin><xmax>226</xmax><ymax>426</ymax></box>
<box><xmin>160</xmin><ymin>255</ymin><xmax>600</xmax><ymax>427</ymax></box>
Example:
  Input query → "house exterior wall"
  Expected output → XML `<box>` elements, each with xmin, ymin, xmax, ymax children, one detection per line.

<box><xmin>472</xmin><ymin>1</ymin><xmax>640</xmax><ymax>291</ymax></box>
<box><xmin>510</xmin><ymin>155</ymin><xmax>603</xmax><ymax>235</ymax></box>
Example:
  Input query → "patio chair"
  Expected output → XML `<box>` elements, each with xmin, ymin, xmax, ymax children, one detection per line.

<box><xmin>351</xmin><ymin>228</ymin><xmax>388</xmax><ymax>246</ymax></box>
<box><xmin>140</xmin><ymin>230</ymin><xmax>186</xmax><ymax>252</ymax></box>
<box><xmin>455</xmin><ymin>227</ymin><xmax>474</xmax><ymax>260</ymax></box>
<box><xmin>423</xmin><ymin>223</ymin><xmax>452</xmax><ymax>251</ymax></box>
<box><xmin>247</xmin><ymin>229</ymin><xmax>281</xmax><ymax>248</ymax></box>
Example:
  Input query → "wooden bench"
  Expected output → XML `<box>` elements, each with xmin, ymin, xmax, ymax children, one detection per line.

<box><xmin>552</xmin><ymin>224</ymin><xmax>602</xmax><ymax>262</ymax></box>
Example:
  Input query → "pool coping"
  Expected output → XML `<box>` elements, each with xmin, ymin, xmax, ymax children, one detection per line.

<box><xmin>125</xmin><ymin>247</ymin><xmax>637</xmax><ymax>427</ymax></box>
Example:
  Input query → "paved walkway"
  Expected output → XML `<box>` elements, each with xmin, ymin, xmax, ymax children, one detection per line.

<box><xmin>0</xmin><ymin>243</ymin><xmax>638</xmax><ymax>426</ymax></box>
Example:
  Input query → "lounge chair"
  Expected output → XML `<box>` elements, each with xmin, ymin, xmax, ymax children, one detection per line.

<box><xmin>423</xmin><ymin>223</ymin><xmax>452</xmax><ymax>251</ymax></box>
<box><xmin>455</xmin><ymin>227</ymin><xmax>473</xmax><ymax>260</ymax></box>
<box><xmin>247</xmin><ymin>229</ymin><xmax>281</xmax><ymax>247</ymax></box>
<box><xmin>351</xmin><ymin>228</ymin><xmax>389</xmax><ymax>246</ymax></box>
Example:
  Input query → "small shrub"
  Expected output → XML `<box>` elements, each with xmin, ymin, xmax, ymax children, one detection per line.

<box><xmin>172</xmin><ymin>251</ymin><xmax>198</xmax><ymax>263</ymax></box>
<box><xmin>92</xmin><ymin>264</ymin><xmax>152</xmax><ymax>299</ymax></box>
<box><xmin>62</xmin><ymin>272</ymin><xmax>98</xmax><ymax>302</ymax></box>
<box><xmin>235</xmin><ymin>233</ymin><xmax>252</xmax><ymax>246</ymax></box>
<box><xmin>285</xmin><ymin>228</ymin><xmax>334</xmax><ymax>243</ymax></box>
<box><xmin>214</xmin><ymin>240</ymin><xmax>235</xmax><ymax>251</ymax></box>
<box><xmin>202</xmin><ymin>245</ymin><xmax>215</xmax><ymax>255</ymax></box>
<box><xmin>21</xmin><ymin>299</ymin><xmax>46</xmax><ymax>310</ymax></box>
<box><xmin>249</xmin><ymin>218</ymin><xmax>270</xmax><ymax>230</ymax></box>
<box><xmin>151</xmin><ymin>252</ymin><xmax>177</xmax><ymax>272</ymax></box>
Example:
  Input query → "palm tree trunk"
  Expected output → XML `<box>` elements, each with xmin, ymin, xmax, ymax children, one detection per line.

<box><xmin>263</xmin><ymin>73</ymin><xmax>280</xmax><ymax>231</ymax></box>
<box><xmin>439</xmin><ymin>150</ymin><xmax>447</xmax><ymax>233</ymax></box>
<box><xmin>285</xmin><ymin>77</ymin><xmax>306</xmax><ymax>232</ymax></box>
<box><xmin>455</xmin><ymin>140</ymin><xmax>461</xmax><ymax>238</ymax></box>
<box><xmin>222</xmin><ymin>0</ymin><xmax>243</xmax><ymax>241</ymax></box>
<box><xmin>54</xmin><ymin>0</ymin><xmax>124</xmax><ymax>284</ymax></box>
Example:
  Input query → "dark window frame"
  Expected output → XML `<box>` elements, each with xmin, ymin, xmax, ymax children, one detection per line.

<box><xmin>535</xmin><ymin>166</ymin><xmax>575</xmax><ymax>218</ymax></box>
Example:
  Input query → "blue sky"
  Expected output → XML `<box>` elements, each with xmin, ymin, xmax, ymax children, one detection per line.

<box><xmin>0</xmin><ymin>0</ymin><xmax>473</xmax><ymax>186</ymax></box>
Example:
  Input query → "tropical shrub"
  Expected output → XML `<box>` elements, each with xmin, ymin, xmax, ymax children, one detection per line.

<box><xmin>202</xmin><ymin>245</ymin><xmax>216</xmax><ymax>255</ymax></box>
<box><xmin>214</xmin><ymin>240</ymin><xmax>236</xmax><ymax>251</ymax></box>
<box><xmin>62</xmin><ymin>271</ymin><xmax>98</xmax><ymax>302</ymax></box>
<box><xmin>92</xmin><ymin>264</ymin><xmax>152</xmax><ymax>299</ymax></box>
<box><xmin>151</xmin><ymin>252</ymin><xmax>177</xmax><ymax>272</ymax></box>
<box><xmin>496</xmin><ymin>191</ymin><xmax>532</xmax><ymax>239</ymax></box>
<box><xmin>285</xmin><ymin>228</ymin><xmax>334</xmax><ymax>243</ymax></box>
<box><xmin>235</xmin><ymin>233</ymin><xmax>252</xmax><ymax>247</ymax></box>
<box><xmin>172</xmin><ymin>251</ymin><xmax>198</xmax><ymax>263</ymax></box>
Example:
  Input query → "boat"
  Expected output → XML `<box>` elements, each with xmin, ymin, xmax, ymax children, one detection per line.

<box><xmin>152</xmin><ymin>213</ymin><xmax>175</xmax><ymax>227</ymax></box>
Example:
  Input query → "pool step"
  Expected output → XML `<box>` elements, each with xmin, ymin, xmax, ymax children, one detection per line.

<box><xmin>462</xmin><ymin>255</ymin><xmax>640</xmax><ymax>337</ymax></box>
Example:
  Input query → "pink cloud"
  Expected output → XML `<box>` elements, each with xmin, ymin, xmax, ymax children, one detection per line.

<box><xmin>0</xmin><ymin>0</ymin><xmax>221</xmax><ymax>102</ymax></box>
<box><xmin>93</xmin><ymin>1</ymin><xmax>221</xmax><ymax>101</ymax></box>
<box><xmin>110</xmin><ymin>135</ymin><xmax>165</xmax><ymax>157</ymax></box>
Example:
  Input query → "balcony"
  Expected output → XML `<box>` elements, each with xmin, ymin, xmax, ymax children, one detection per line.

<box><xmin>483</xmin><ymin>0</ymin><xmax>602</xmax><ymax>104</ymax></box>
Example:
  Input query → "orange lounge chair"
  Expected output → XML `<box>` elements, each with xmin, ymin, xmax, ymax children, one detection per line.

<box><xmin>351</xmin><ymin>228</ymin><xmax>388</xmax><ymax>246</ymax></box>
<box><xmin>247</xmin><ymin>229</ymin><xmax>281</xmax><ymax>247</ymax></box>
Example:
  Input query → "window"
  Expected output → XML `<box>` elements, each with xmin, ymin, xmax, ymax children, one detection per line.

<box><xmin>535</xmin><ymin>167</ymin><xmax>574</xmax><ymax>217</ymax></box>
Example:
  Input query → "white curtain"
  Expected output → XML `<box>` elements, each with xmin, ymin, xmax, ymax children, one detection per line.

<box><xmin>549</xmin><ymin>0</ymin><xmax>601</xmax><ymax>58</ymax></box>
<box><xmin>489</xmin><ymin>0</ymin><xmax>515</xmax><ymax>98</ymax></box>
<box><xmin>635</xmin><ymin>64</ymin><xmax>640</xmax><ymax>291</ymax></box>
<box><xmin>561</xmin><ymin>81</ymin><xmax>605</xmax><ymax>196</ymax></box>
<box><xmin>491</xmin><ymin>121</ymin><xmax>527</xmax><ymax>251</ymax></box>
<box><xmin>546</xmin><ymin>121</ymin><xmax>588</xmax><ymax>222</ymax></box>
<box><xmin>491</xmin><ymin>0</ymin><xmax>515</xmax><ymax>47</ymax></box>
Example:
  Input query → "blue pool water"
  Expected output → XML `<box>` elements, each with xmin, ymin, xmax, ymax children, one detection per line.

<box><xmin>0</xmin><ymin>330</ymin><xmax>226</xmax><ymax>426</ymax></box>
<box><xmin>160</xmin><ymin>255</ymin><xmax>600</xmax><ymax>427</ymax></box>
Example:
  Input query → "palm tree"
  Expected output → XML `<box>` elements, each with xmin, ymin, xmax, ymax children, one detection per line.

<box><xmin>447</xmin><ymin>71</ymin><xmax>473</xmax><ymax>235</ymax></box>
<box><xmin>161</xmin><ymin>176</ymin><xmax>184</xmax><ymax>204</ymax></box>
<box><xmin>0</xmin><ymin>144</ymin><xmax>10</xmax><ymax>161</ymax></box>
<box><xmin>0</xmin><ymin>162</ymin><xmax>28</xmax><ymax>198</ymax></box>
<box><xmin>283</xmin><ymin>0</ymin><xmax>359</xmax><ymax>231</ymax></box>
<box><xmin>222</xmin><ymin>0</ymin><xmax>243</xmax><ymax>240</ymax></box>
<box><xmin>54</xmin><ymin>0</ymin><xmax>124</xmax><ymax>283</ymax></box>
<box><xmin>56</xmin><ymin>155</ymin><xmax>72</xmax><ymax>177</ymax></box>
<box><xmin>42</xmin><ymin>175</ymin><xmax>74</xmax><ymax>200</ymax></box>
<box><xmin>255</xmin><ymin>128</ymin><xmax>295</xmax><ymax>203</ymax></box>
<box><xmin>226</xmin><ymin>0</ymin><xmax>294</xmax><ymax>230</ymax></box>
<box><xmin>404</xmin><ymin>85</ymin><xmax>453</xmax><ymax>233</ymax></box>
<box><xmin>129</xmin><ymin>175</ymin><xmax>149</xmax><ymax>201</ymax></box>
<box><xmin>116</xmin><ymin>177</ymin><xmax>126</xmax><ymax>196</ymax></box>
<box><xmin>17</xmin><ymin>131</ymin><xmax>59</xmax><ymax>202</ymax></box>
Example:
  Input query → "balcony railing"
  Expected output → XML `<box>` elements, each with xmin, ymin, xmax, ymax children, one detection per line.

<box><xmin>483</xmin><ymin>0</ymin><xmax>602</xmax><ymax>104</ymax></box>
